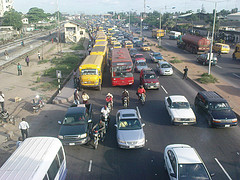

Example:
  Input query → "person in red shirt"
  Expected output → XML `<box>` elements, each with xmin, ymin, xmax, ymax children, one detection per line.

<box><xmin>137</xmin><ymin>85</ymin><xmax>146</xmax><ymax>100</ymax></box>
<box><xmin>105</xmin><ymin>93</ymin><xmax>113</xmax><ymax>110</ymax></box>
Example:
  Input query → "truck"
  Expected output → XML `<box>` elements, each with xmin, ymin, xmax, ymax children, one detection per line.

<box><xmin>58</xmin><ymin>104</ymin><xmax>93</xmax><ymax>146</ymax></box>
<box><xmin>232</xmin><ymin>43</ymin><xmax>240</xmax><ymax>60</ymax></box>
<box><xmin>152</xmin><ymin>29</ymin><xmax>165</xmax><ymax>39</ymax></box>
<box><xmin>177</xmin><ymin>34</ymin><xmax>211</xmax><ymax>54</ymax></box>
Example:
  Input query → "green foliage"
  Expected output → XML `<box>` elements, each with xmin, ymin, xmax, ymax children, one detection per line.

<box><xmin>38</xmin><ymin>80</ymin><xmax>58</xmax><ymax>91</ymax></box>
<box><xmin>70</xmin><ymin>38</ymin><xmax>85</xmax><ymax>50</ymax></box>
<box><xmin>198</xmin><ymin>73</ymin><xmax>218</xmax><ymax>84</ymax></box>
<box><xmin>52</xmin><ymin>11</ymin><xmax>65</xmax><ymax>21</ymax></box>
<box><xmin>38</xmin><ymin>59</ymin><xmax>49</xmax><ymax>64</ymax></box>
<box><xmin>27</xmin><ymin>7</ymin><xmax>47</xmax><ymax>23</ymax></box>
<box><xmin>36</xmin><ymin>76</ymin><xmax>40</xmax><ymax>83</ymax></box>
<box><xmin>170</xmin><ymin>59</ymin><xmax>182</xmax><ymax>63</ymax></box>
<box><xmin>2</xmin><ymin>9</ymin><xmax>23</xmax><ymax>30</ymax></box>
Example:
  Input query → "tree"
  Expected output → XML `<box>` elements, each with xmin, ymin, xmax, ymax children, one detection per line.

<box><xmin>2</xmin><ymin>9</ymin><xmax>23</xmax><ymax>30</ymax></box>
<box><xmin>27</xmin><ymin>7</ymin><xmax>47</xmax><ymax>23</ymax></box>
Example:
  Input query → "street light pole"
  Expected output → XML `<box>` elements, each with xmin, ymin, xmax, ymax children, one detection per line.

<box><xmin>158</xmin><ymin>12</ymin><xmax>162</xmax><ymax>46</ymax></box>
<box><xmin>208</xmin><ymin>2</ymin><xmax>217</xmax><ymax>75</ymax></box>
<box><xmin>129</xmin><ymin>11</ymin><xmax>131</xmax><ymax>33</ymax></box>
<box><xmin>140</xmin><ymin>12</ymin><xmax>143</xmax><ymax>38</ymax></box>
<box><xmin>42</xmin><ymin>40</ymin><xmax>44</xmax><ymax>60</ymax></box>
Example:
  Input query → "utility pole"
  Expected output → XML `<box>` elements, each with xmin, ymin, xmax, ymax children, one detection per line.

<box><xmin>57</xmin><ymin>0</ymin><xmax>62</xmax><ymax>53</ymax></box>
<box><xmin>129</xmin><ymin>11</ymin><xmax>131</xmax><ymax>33</ymax></box>
<box><xmin>158</xmin><ymin>12</ymin><xmax>162</xmax><ymax>46</ymax></box>
<box><xmin>140</xmin><ymin>12</ymin><xmax>143</xmax><ymax>38</ymax></box>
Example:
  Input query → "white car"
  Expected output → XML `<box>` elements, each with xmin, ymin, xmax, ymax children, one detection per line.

<box><xmin>164</xmin><ymin>144</ymin><xmax>213</xmax><ymax>180</ymax></box>
<box><xmin>115</xmin><ymin>109</ymin><xmax>145</xmax><ymax>149</ymax></box>
<box><xmin>165</xmin><ymin>95</ymin><xmax>196</xmax><ymax>125</ymax></box>
<box><xmin>157</xmin><ymin>61</ymin><xmax>173</xmax><ymax>75</ymax></box>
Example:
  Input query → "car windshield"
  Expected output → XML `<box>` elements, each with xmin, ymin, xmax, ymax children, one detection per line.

<box><xmin>209</xmin><ymin>102</ymin><xmax>230</xmax><ymax>110</ymax></box>
<box><xmin>172</xmin><ymin>102</ymin><xmax>190</xmax><ymax>109</ymax></box>
<box><xmin>81</xmin><ymin>69</ymin><xmax>98</xmax><ymax>75</ymax></box>
<box><xmin>136</xmin><ymin>61</ymin><xmax>146</xmax><ymax>66</ymax></box>
<box><xmin>143</xmin><ymin>45</ymin><xmax>148</xmax><ymax>47</ymax></box>
<box><xmin>63</xmin><ymin>115</ymin><xmax>86</xmax><ymax>125</ymax></box>
<box><xmin>133</xmin><ymin>37</ymin><xmax>139</xmax><ymax>40</ymax></box>
<box><xmin>161</xmin><ymin>64</ymin><xmax>171</xmax><ymax>68</ymax></box>
<box><xmin>153</xmin><ymin>52</ymin><xmax>161</xmax><ymax>56</ymax></box>
<box><xmin>178</xmin><ymin>164</ymin><xmax>210</xmax><ymax>180</ymax></box>
<box><xmin>135</xmin><ymin>55</ymin><xmax>144</xmax><ymax>59</ymax></box>
<box><xmin>144</xmin><ymin>74</ymin><xmax>156</xmax><ymax>79</ymax></box>
<box><xmin>119</xmin><ymin>118</ymin><xmax>141</xmax><ymax>130</ymax></box>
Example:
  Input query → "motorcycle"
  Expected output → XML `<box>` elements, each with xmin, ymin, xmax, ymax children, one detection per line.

<box><xmin>106</xmin><ymin>101</ymin><xmax>112</xmax><ymax>111</ymax></box>
<box><xmin>32</xmin><ymin>95</ymin><xmax>44</xmax><ymax>113</ymax></box>
<box><xmin>101</xmin><ymin>113</ymin><xmax>110</xmax><ymax>130</ymax></box>
<box><xmin>139</xmin><ymin>93</ymin><xmax>146</xmax><ymax>105</ymax></box>
<box><xmin>123</xmin><ymin>96</ymin><xmax>129</xmax><ymax>108</ymax></box>
<box><xmin>92</xmin><ymin>130</ymin><xmax>100</xmax><ymax>149</ymax></box>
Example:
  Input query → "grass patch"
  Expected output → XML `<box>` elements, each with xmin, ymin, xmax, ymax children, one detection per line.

<box><xmin>35</xmin><ymin>76</ymin><xmax>41</xmax><ymax>83</ymax></box>
<box><xmin>170</xmin><ymin>59</ymin><xmax>183</xmax><ymax>63</ymax></box>
<box><xmin>171</xmin><ymin>57</ymin><xmax>176</xmax><ymax>59</ymax></box>
<box><xmin>38</xmin><ymin>59</ymin><xmax>49</xmax><ymax>64</ymax></box>
<box><xmin>70</xmin><ymin>38</ymin><xmax>85</xmax><ymax>50</ymax></box>
<box><xmin>38</xmin><ymin>80</ymin><xmax>58</xmax><ymax>91</ymax></box>
<box><xmin>33</xmin><ymin>71</ymin><xmax>41</xmax><ymax>76</ymax></box>
<box><xmin>30</xmin><ymin>87</ymin><xmax>38</xmax><ymax>91</ymax></box>
<box><xmin>197</xmin><ymin>73</ymin><xmax>218</xmax><ymax>84</ymax></box>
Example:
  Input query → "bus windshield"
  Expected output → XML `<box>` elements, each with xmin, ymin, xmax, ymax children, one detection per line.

<box><xmin>81</xmin><ymin>69</ymin><xmax>98</xmax><ymax>75</ymax></box>
<box><xmin>113</xmin><ymin>71</ymin><xmax>133</xmax><ymax>78</ymax></box>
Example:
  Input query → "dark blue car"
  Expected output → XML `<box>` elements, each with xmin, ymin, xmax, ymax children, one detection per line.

<box><xmin>150</xmin><ymin>52</ymin><xmax>163</xmax><ymax>62</ymax></box>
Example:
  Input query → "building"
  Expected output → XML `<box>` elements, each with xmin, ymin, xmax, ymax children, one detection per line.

<box><xmin>22</xmin><ymin>18</ymin><xmax>29</xmax><ymax>24</ymax></box>
<box><xmin>64</xmin><ymin>21</ymin><xmax>86</xmax><ymax>43</ymax></box>
<box><xmin>227</xmin><ymin>12</ymin><xmax>240</xmax><ymax>21</ymax></box>
<box><xmin>0</xmin><ymin>0</ymin><xmax>13</xmax><ymax>17</ymax></box>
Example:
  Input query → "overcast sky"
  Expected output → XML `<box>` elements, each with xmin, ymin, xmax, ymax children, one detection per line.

<box><xmin>13</xmin><ymin>0</ymin><xmax>239</xmax><ymax>14</ymax></box>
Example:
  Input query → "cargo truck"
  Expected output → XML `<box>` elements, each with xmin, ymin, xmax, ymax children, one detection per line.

<box><xmin>152</xmin><ymin>29</ymin><xmax>165</xmax><ymax>39</ymax></box>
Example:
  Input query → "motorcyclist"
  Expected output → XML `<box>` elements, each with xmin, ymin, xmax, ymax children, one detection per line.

<box><xmin>137</xmin><ymin>85</ymin><xmax>146</xmax><ymax>100</ymax></box>
<box><xmin>105</xmin><ymin>93</ymin><xmax>113</xmax><ymax>110</ymax></box>
<box><xmin>82</xmin><ymin>91</ymin><xmax>89</xmax><ymax>104</ymax></box>
<box><xmin>122</xmin><ymin>89</ymin><xmax>129</xmax><ymax>106</ymax></box>
<box><xmin>92</xmin><ymin>120</ymin><xmax>106</xmax><ymax>141</ymax></box>
<box><xmin>101</xmin><ymin>105</ymin><xmax>110</xmax><ymax>122</ymax></box>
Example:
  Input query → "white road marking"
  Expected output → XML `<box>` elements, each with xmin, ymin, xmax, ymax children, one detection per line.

<box><xmin>216</xmin><ymin>65</ymin><xmax>222</xmax><ymax>69</ymax></box>
<box><xmin>214</xmin><ymin>158</ymin><xmax>232</xmax><ymax>180</ymax></box>
<box><xmin>161</xmin><ymin>85</ymin><xmax>168</xmax><ymax>94</ymax></box>
<box><xmin>88</xmin><ymin>160</ymin><xmax>92</xmax><ymax>172</ymax></box>
<box><xmin>136</xmin><ymin>106</ymin><xmax>141</xmax><ymax>119</ymax></box>
<box><xmin>233</xmin><ymin>73</ymin><xmax>240</xmax><ymax>79</ymax></box>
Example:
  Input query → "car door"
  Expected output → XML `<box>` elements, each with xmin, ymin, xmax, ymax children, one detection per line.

<box><xmin>165</xmin><ymin>97</ymin><xmax>173</xmax><ymax>117</ymax></box>
<box><xmin>166</xmin><ymin>150</ymin><xmax>178</xmax><ymax>180</ymax></box>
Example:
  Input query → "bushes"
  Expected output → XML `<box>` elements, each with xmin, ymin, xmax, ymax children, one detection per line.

<box><xmin>197</xmin><ymin>73</ymin><xmax>218</xmax><ymax>84</ymax></box>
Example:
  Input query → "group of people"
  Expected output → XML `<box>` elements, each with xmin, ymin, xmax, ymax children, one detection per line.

<box><xmin>73</xmin><ymin>88</ymin><xmax>89</xmax><ymax>105</ymax></box>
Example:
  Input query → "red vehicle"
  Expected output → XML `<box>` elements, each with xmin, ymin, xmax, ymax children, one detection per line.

<box><xmin>134</xmin><ymin>54</ymin><xmax>146</xmax><ymax>62</ymax></box>
<box><xmin>140</xmin><ymin>68</ymin><xmax>160</xmax><ymax>90</ymax></box>
<box><xmin>111</xmin><ymin>48</ymin><xmax>134</xmax><ymax>86</ymax></box>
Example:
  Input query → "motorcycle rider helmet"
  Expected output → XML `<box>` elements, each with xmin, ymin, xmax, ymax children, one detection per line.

<box><xmin>140</xmin><ymin>85</ymin><xmax>143</xmax><ymax>88</ymax></box>
<box><xmin>107</xmin><ymin>93</ymin><xmax>111</xmax><ymax>96</ymax></box>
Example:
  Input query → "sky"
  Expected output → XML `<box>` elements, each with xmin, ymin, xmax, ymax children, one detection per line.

<box><xmin>13</xmin><ymin>0</ymin><xmax>240</xmax><ymax>15</ymax></box>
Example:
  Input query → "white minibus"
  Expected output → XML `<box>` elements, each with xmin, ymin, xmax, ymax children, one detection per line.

<box><xmin>0</xmin><ymin>137</ymin><xmax>67</xmax><ymax>180</ymax></box>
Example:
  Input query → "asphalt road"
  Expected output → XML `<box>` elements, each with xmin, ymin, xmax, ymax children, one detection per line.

<box><xmin>28</xmin><ymin>47</ymin><xmax>240</xmax><ymax>180</ymax></box>
<box><xmin>141</xmin><ymin>29</ymin><xmax>240</xmax><ymax>89</ymax></box>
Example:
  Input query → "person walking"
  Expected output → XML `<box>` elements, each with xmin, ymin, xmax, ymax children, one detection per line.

<box><xmin>37</xmin><ymin>51</ymin><xmax>41</xmax><ymax>60</ymax></box>
<box><xmin>19</xmin><ymin>118</ymin><xmax>29</xmax><ymax>140</ymax></box>
<box><xmin>17</xmin><ymin>63</ymin><xmax>22</xmax><ymax>76</ymax></box>
<box><xmin>4</xmin><ymin>50</ymin><xmax>9</xmax><ymax>60</ymax></box>
<box><xmin>0</xmin><ymin>91</ymin><xmax>4</xmax><ymax>112</ymax></box>
<box><xmin>82</xmin><ymin>91</ymin><xmax>89</xmax><ymax>104</ymax></box>
<box><xmin>25</xmin><ymin>56</ymin><xmax>30</xmax><ymax>66</ymax></box>
<box><xmin>73</xmin><ymin>87</ymin><xmax>80</xmax><ymax>105</ymax></box>
<box><xmin>183</xmin><ymin>66</ymin><xmax>188</xmax><ymax>79</ymax></box>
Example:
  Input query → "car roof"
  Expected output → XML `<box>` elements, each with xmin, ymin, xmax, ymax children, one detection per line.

<box><xmin>169</xmin><ymin>95</ymin><xmax>188</xmax><ymax>102</ymax></box>
<box><xmin>198</xmin><ymin>91</ymin><xmax>227</xmax><ymax>103</ymax></box>
<box><xmin>66</xmin><ymin>107</ymin><xmax>85</xmax><ymax>115</ymax></box>
<box><xmin>136</xmin><ymin>60</ymin><xmax>146</xmax><ymax>63</ymax></box>
<box><xmin>135</xmin><ymin>54</ymin><xmax>143</xmax><ymax>56</ymax></box>
<box><xmin>118</xmin><ymin>109</ymin><xmax>138</xmax><ymax>119</ymax></box>
<box><xmin>158</xmin><ymin>61</ymin><xmax>169</xmax><ymax>65</ymax></box>
<box><xmin>173</xmin><ymin>147</ymin><xmax>202</xmax><ymax>164</ymax></box>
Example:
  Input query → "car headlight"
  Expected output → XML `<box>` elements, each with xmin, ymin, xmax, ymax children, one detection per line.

<box><xmin>173</xmin><ymin>118</ymin><xmax>181</xmax><ymax>121</ymax></box>
<box><xmin>144</xmin><ymin>83</ymin><xmax>148</xmax><ymax>86</ymax></box>
<box><xmin>190</xmin><ymin>118</ymin><xmax>196</xmax><ymax>121</ymax></box>
<box><xmin>79</xmin><ymin>133</ymin><xmax>87</xmax><ymax>138</ymax></box>
<box><xmin>156</xmin><ymin>82</ymin><xmax>160</xmax><ymax>85</ymax></box>
<box><xmin>138</xmin><ymin>138</ymin><xmax>145</xmax><ymax>144</ymax></box>
<box><xmin>118</xmin><ymin>138</ymin><xmax>126</xmax><ymax>144</ymax></box>
<box><xmin>58</xmin><ymin>135</ymin><xmax>63</xmax><ymax>139</ymax></box>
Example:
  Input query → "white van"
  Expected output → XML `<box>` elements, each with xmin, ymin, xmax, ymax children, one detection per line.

<box><xmin>0</xmin><ymin>137</ymin><xmax>67</xmax><ymax>180</ymax></box>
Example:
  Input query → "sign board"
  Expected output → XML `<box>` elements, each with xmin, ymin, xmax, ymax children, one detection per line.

<box><xmin>56</xmin><ymin>70</ymin><xmax>62</xmax><ymax>79</ymax></box>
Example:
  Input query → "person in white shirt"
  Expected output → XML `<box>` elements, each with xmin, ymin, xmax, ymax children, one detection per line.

<box><xmin>19</xmin><ymin>118</ymin><xmax>30</xmax><ymax>140</ymax></box>
<box><xmin>0</xmin><ymin>91</ymin><xmax>4</xmax><ymax>112</ymax></box>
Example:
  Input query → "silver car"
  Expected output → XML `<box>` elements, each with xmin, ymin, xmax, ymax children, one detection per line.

<box><xmin>134</xmin><ymin>60</ymin><xmax>148</xmax><ymax>73</ymax></box>
<box><xmin>115</xmin><ymin>109</ymin><xmax>145</xmax><ymax>149</ymax></box>
<box><xmin>157</xmin><ymin>61</ymin><xmax>173</xmax><ymax>75</ymax></box>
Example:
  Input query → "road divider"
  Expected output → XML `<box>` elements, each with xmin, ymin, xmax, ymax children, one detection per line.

<box><xmin>216</xmin><ymin>65</ymin><xmax>222</xmax><ymax>69</ymax></box>
<box><xmin>88</xmin><ymin>160</ymin><xmax>92</xmax><ymax>172</ymax></box>
<box><xmin>214</xmin><ymin>158</ymin><xmax>232</xmax><ymax>180</ymax></box>
<box><xmin>161</xmin><ymin>85</ymin><xmax>168</xmax><ymax>94</ymax></box>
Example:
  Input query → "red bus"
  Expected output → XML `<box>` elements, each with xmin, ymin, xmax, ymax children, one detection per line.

<box><xmin>111</xmin><ymin>48</ymin><xmax>134</xmax><ymax>86</ymax></box>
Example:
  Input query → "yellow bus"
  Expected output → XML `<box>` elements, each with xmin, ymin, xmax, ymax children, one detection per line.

<box><xmin>95</xmin><ymin>35</ymin><xmax>107</xmax><ymax>43</ymax></box>
<box><xmin>213</xmin><ymin>43</ymin><xmax>230</xmax><ymax>54</ymax></box>
<box><xmin>79</xmin><ymin>55</ymin><xmax>104</xmax><ymax>90</ymax></box>
<box><xmin>90</xmin><ymin>45</ymin><xmax>108</xmax><ymax>64</ymax></box>
<box><xmin>93</xmin><ymin>41</ymin><xmax>108</xmax><ymax>47</ymax></box>
<box><xmin>152</xmin><ymin>29</ymin><xmax>165</xmax><ymax>39</ymax></box>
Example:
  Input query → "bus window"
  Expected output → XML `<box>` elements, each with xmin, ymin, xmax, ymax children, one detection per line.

<box><xmin>58</xmin><ymin>147</ymin><xmax>64</xmax><ymax>164</ymax></box>
<box><xmin>48</xmin><ymin>155</ymin><xmax>60</xmax><ymax>180</ymax></box>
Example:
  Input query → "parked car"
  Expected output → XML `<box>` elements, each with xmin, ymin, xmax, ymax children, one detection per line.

<box><xmin>165</xmin><ymin>95</ymin><xmax>196</xmax><ymax>125</ymax></box>
<box><xmin>157</xmin><ymin>61</ymin><xmax>173</xmax><ymax>76</ymax></box>
<box><xmin>115</xmin><ymin>109</ymin><xmax>145</xmax><ymax>149</ymax></box>
<box><xmin>150</xmin><ymin>52</ymin><xmax>163</xmax><ymax>62</ymax></box>
<box><xmin>194</xmin><ymin>91</ymin><xmax>238</xmax><ymax>127</ymax></box>
<box><xmin>140</xmin><ymin>68</ymin><xmax>160</xmax><ymax>89</ymax></box>
<box><xmin>197</xmin><ymin>53</ymin><xmax>217</xmax><ymax>66</ymax></box>
<box><xmin>141</xmin><ymin>44</ymin><xmax>151</xmax><ymax>51</ymax></box>
<box><xmin>129</xmin><ymin>48</ymin><xmax>138</xmax><ymax>58</ymax></box>
<box><xmin>58</xmin><ymin>104</ymin><xmax>93</xmax><ymax>145</ymax></box>
<box><xmin>134</xmin><ymin>60</ymin><xmax>148</xmax><ymax>72</ymax></box>
<box><xmin>164</xmin><ymin>144</ymin><xmax>213</xmax><ymax>180</ymax></box>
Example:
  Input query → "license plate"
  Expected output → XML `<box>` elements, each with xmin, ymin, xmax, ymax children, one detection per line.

<box><xmin>69</xmin><ymin>143</ymin><xmax>75</xmax><ymax>146</ymax></box>
<box><xmin>129</xmin><ymin>146</ymin><xmax>134</xmax><ymax>148</ymax></box>
<box><xmin>225</xmin><ymin>125</ymin><xmax>230</xmax><ymax>127</ymax></box>
<box><xmin>150</xmin><ymin>86</ymin><xmax>154</xmax><ymax>88</ymax></box>
<box><xmin>183</xmin><ymin>123</ymin><xmax>188</xmax><ymax>125</ymax></box>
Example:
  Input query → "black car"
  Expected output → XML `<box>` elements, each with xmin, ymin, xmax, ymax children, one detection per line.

<box><xmin>194</xmin><ymin>91</ymin><xmax>237</xmax><ymax>128</ymax></box>
<box><xmin>58</xmin><ymin>104</ymin><xmax>93</xmax><ymax>145</ymax></box>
